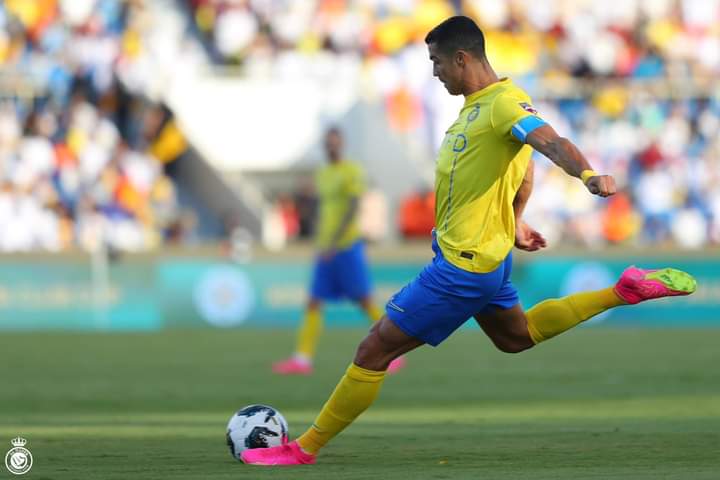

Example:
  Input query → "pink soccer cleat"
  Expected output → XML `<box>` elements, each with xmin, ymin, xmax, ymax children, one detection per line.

<box><xmin>387</xmin><ymin>356</ymin><xmax>406</xmax><ymax>374</ymax></box>
<box><xmin>272</xmin><ymin>357</ymin><xmax>313</xmax><ymax>375</ymax></box>
<box><xmin>614</xmin><ymin>266</ymin><xmax>696</xmax><ymax>305</ymax></box>
<box><xmin>241</xmin><ymin>440</ymin><xmax>316</xmax><ymax>466</ymax></box>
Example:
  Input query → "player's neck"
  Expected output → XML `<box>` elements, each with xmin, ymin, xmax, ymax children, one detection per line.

<box><xmin>462</xmin><ymin>63</ymin><xmax>500</xmax><ymax>97</ymax></box>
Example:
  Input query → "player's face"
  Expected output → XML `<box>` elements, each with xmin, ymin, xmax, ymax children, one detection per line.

<box><xmin>325</xmin><ymin>131</ymin><xmax>343</xmax><ymax>160</ymax></box>
<box><xmin>428</xmin><ymin>43</ymin><xmax>463</xmax><ymax>95</ymax></box>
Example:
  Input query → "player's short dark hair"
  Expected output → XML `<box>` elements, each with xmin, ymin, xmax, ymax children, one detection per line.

<box><xmin>326</xmin><ymin>126</ymin><xmax>342</xmax><ymax>137</ymax></box>
<box><xmin>425</xmin><ymin>16</ymin><xmax>486</xmax><ymax>60</ymax></box>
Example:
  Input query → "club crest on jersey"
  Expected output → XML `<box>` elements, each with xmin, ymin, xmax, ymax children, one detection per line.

<box><xmin>467</xmin><ymin>104</ymin><xmax>480</xmax><ymax>122</ymax></box>
<box><xmin>519</xmin><ymin>102</ymin><xmax>538</xmax><ymax>115</ymax></box>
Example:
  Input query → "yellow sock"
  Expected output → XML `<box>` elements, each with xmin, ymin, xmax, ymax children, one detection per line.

<box><xmin>364</xmin><ymin>303</ymin><xmax>384</xmax><ymax>323</ymax></box>
<box><xmin>297</xmin><ymin>363</ymin><xmax>385</xmax><ymax>454</ymax></box>
<box><xmin>526</xmin><ymin>287</ymin><xmax>624</xmax><ymax>344</ymax></box>
<box><xmin>295</xmin><ymin>308</ymin><xmax>323</xmax><ymax>360</ymax></box>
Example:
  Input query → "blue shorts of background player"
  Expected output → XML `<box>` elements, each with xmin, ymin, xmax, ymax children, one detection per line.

<box><xmin>310</xmin><ymin>241</ymin><xmax>372</xmax><ymax>301</ymax></box>
<box><xmin>385</xmin><ymin>236</ymin><xmax>519</xmax><ymax>346</ymax></box>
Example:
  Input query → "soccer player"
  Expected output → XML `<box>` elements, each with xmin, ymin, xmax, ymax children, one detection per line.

<box><xmin>244</xmin><ymin>16</ymin><xmax>696</xmax><ymax>464</ymax></box>
<box><xmin>273</xmin><ymin>127</ymin><xmax>405</xmax><ymax>375</ymax></box>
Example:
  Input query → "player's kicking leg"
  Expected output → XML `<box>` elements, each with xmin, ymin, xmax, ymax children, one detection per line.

<box><xmin>243</xmin><ymin>316</ymin><xmax>424</xmax><ymax>465</ymax></box>
<box><xmin>476</xmin><ymin>266</ymin><xmax>696</xmax><ymax>350</ymax></box>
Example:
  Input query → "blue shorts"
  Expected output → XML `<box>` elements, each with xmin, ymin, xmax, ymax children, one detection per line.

<box><xmin>385</xmin><ymin>237</ymin><xmax>519</xmax><ymax>346</ymax></box>
<box><xmin>310</xmin><ymin>241</ymin><xmax>372</xmax><ymax>302</ymax></box>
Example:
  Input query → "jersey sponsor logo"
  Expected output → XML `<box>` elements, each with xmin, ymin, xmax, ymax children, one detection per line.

<box><xmin>519</xmin><ymin>102</ymin><xmax>538</xmax><ymax>115</ymax></box>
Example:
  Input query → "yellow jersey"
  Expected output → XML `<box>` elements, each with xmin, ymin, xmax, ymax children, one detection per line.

<box><xmin>435</xmin><ymin>78</ymin><xmax>543</xmax><ymax>273</ymax></box>
<box><xmin>315</xmin><ymin>160</ymin><xmax>365</xmax><ymax>250</ymax></box>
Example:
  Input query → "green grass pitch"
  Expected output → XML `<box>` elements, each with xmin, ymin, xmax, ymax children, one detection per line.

<box><xmin>2</xmin><ymin>328</ymin><xmax>719</xmax><ymax>479</ymax></box>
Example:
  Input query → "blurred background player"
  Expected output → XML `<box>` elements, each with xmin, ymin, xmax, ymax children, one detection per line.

<box><xmin>272</xmin><ymin>127</ymin><xmax>405</xmax><ymax>375</ymax></box>
<box><xmin>241</xmin><ymin>16</ymin><xmax>697</xmax><ymax>466</ymax></box>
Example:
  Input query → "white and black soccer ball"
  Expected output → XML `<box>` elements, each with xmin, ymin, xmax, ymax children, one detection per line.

<box><xmin>226</xmin><ymin>404</ymin><xmax>289</xmax><ymax>459</ymax></box>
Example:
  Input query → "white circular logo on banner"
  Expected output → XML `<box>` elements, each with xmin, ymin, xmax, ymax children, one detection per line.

<box><xmin>193</xmin><ymin>266</ymin><xmax>255</xmax><ymax>327</ymax></box>
<box><xmin>560</xmin><ymin>262</ymin><xmax>615</xmax><ymax>324</ymax></box>
<box><xmin>5</xmin><ymin>438</ymin><xmax>32</xmax><ymax>475</ymax></box>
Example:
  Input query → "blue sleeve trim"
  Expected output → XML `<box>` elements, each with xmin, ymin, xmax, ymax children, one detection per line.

<box><xmin>511</xmin><ymin>115</ymin><xmax>546</xmax><ymax>143</ymax></box>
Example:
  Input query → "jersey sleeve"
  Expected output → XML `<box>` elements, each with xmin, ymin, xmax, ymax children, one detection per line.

<box><xmin>344</xmin><ymin>164</ymin><xmax>365</xmax><ymax>197</ymax></box>
<box><xmin>491</xmin><ymin>93</ymin><xmax>547</xmax><ymax>144</ymax></box>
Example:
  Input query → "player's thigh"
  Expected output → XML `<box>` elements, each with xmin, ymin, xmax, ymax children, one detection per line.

<box><xmin>354</xmin><ymin>316</ymin><xmax>424</xmax><ymax>371</ymax></box>
<box><xmin>474</xmin><ymin>304</ymin><xmax>534</xmax><ymax>353</ymax></box>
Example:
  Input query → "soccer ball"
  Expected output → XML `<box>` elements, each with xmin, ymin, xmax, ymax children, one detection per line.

<box><xmin>226</xmin><ymin>404</ymin><xmax>289</xmax><ymax>459</ymax></box>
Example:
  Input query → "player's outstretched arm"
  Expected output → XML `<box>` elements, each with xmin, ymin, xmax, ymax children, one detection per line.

<box><xmin>526</xmin><ymin>124</ymin><xmax>616</xmax><ymax>197</ymax></box>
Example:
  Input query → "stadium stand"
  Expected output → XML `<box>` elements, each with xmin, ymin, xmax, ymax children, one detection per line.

<box><xmin>1</xmin><ymin>0</ymin><xmax>718</xmax><ymax>250</ymax></box>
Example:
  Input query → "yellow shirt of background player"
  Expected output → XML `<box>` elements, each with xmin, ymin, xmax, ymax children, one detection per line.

<box><xmin>434</xmin><ymin>78</ymin><xmax>542</xmax><ymax>273</ymax></box>
<box><xmin>315</xmin><ymin>160</ymin><xmax>365</xmax><ymax>250</ymax></box>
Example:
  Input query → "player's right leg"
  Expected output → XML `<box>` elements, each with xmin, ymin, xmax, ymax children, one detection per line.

<box><xmin>245</xmin><ymin>235</ymin><xmax>515</xmax><ymax>465</ymax></box>
<box><xmin>474</xmin><ymin>304</ymin><xmax>534</xmax><ymax>353</ymax></box>
<box><xmin>522</xmin><ymin>265</ymin><xmax>695</xmax><ymax>344</ymax></box>
<box><xmin>476</xmin><ymin>265</ymin><xmax>696</xmax><ymax>349</ymax></box>
<box><xmin>272</xmin><ymin>298</ymin><xmax>323</xmax><ymax>375</ymax></box>
<box><xmin>242</xmin><ymin>316</ymin><xmax>424</xmax><ymax>465</ymax></box>
<box><xmin>243</xmin><ymin>235</ymin><xmax>503</xmax><ymax>465</ymax></box>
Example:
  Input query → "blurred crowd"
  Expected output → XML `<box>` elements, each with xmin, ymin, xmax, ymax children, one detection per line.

<box><xmin>189</xmin><ymin>0</ymin><xmax>719</xmax><ymax>248</ymax></box>
<box><xmin>187</xmin><ymin>0</ymin><xmax>719</xmax><ymax>81</ymax></box>
<box><xmin>524</xmin><ymin>96</ymin><xmax>720</xmax><ymax>249</ymax></box>
<box><xmin>1</xmin><ymin>0</ymin><xmax>718</xmax><ymax>251</ymax></box>
<box><xmin>0</xmin><ymin>0</ymin><xmax>186</xmax><ymax>252</ymax></box>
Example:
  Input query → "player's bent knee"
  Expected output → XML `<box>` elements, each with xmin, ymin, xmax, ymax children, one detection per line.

<box><xmin>493</xmin><ymin>336</ymin><xmax>534</xmax><ymax>354</ymax></box>
<box><xmin>497</xmin><ymin>343</ymin><xmax>529</xmax><ymax>354</ymax></box>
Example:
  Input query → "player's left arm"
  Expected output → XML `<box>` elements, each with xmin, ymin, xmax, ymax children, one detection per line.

<box><xmin>512</xmin><ymin>160</ymin><xmax>547</xmax><ymax>252</ymax></box>
<box><xmin>513</xmin><ymin>158</ymin><xmax>533</xmax><ymax>221</ymax></box>
<box><xmin>526</xmin><ymin>124</ymin><xmax>616</xmax><ymax>198</ymax></box>
<box><xmin>327</xmin><ymin>196</ymin><xmax>359</xmax><ymax>251</ymax></box>
<box><xmin>324</xmin><ymin>165</ymin><xmax>364</xmax><ymax>257</ymax></box>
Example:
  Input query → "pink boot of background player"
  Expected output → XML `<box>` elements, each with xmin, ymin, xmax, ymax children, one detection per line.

<box><xmin>272</xmin><ymin>357</ymin><xmax>313</xmax><ymax>375</ymax></box>
<box><xmin>387</xmin><ymin>356</ymin><xmax>406</xmax><ymax>374</ymax></box>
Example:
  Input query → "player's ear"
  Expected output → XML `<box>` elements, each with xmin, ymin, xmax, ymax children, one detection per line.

<box><xmin>454</xmin><ymin>50</ymin><xmax>466</xmax><ymax>67</ymax></box>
